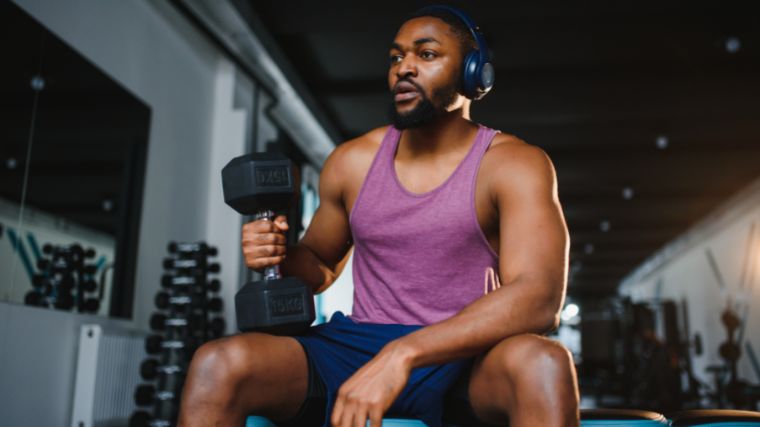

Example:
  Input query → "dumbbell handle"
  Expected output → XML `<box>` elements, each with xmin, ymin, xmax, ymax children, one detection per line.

<box><xmin>255</xmin><ymin>209</ymin><xmax>282</xmax><ymax>281</ymax></box>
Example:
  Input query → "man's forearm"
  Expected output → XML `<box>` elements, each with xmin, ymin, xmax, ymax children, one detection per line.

<box><xmin>278</xmin><ymin>243</ymin><xmax>338</xmax><ymax>293</ymax></box>
<box><xmin>394</xmin><ymin>275</ymin><xmax>563</xmax><ymax>368</ymax></box>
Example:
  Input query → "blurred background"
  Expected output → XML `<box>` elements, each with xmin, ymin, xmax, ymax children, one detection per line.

<box><xmin>1</xmin><ymin>0</ymin><xmax>759</xmax><ymax>425</ymax></box>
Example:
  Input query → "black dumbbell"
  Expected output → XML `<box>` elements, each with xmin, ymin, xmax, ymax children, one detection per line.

<box><xmin>134</xmin><ymin>384</ymin><xmax>176</xmax><ymax>406</ymax></box>
<box><xmin>79</xmin><ymin>298</ymin><xmax>100</xmax><ymax>313</ymax></box>
<box><xmin>161</xmin><ymin>274</ymin><xmax>198</xmax><ymax>288</ymax></box>
<box><xmin>163</xmin><ymin>258</ymin><xmax>220</xmax><ymax>272</ymax></box>
<box><xmin>55</xmin><ymin>275</ymin><xmax>75</xmax><ymax>291</ymax></box>
<box><xmin>222</xmin><ymin>153</ymin><xmax>315</xmax><ymax>335</ymax></box>
<box><xmin>207</xmin><ymin>297</ymin><xmax>223</xmax><ymax>312</ymax></box>
<box><xmin>82</xmin><ymin>278</ymin><xmax>98</xmax><ymax>292</ymax></box>
<box><xmin>168</xmin><ymin>241</ymin><xmax>218</xmax><ymax>257</ymax></box>
<box><xmin>49</xmin><ymin>258</ymin><xmax>71</xmax><ymax>273</ymax></box>
<box><xmin>140</xmin><ymin>358</ymin><xmax>184</xmax><ymax>380</ymax></box>
<box><xmin>149</xmin><ymin>313</ymin><xmax>204</xmax><ymax>331</ymax></box>
<box><xmin>25</xmin><ymin>291</ymin><xmax>47</xmax><ymax>307</ymax></box>
<box><xmin>154</xmin><ymin>292</ymin><xmax>201</xmax><ymax>310</ymax></box>
<box><xmin>144</xmin><ymin>335</ymin><xmax>198</xmax><ymax>355</ymax></box>
<box><xmin>31</xmin><ymin>275</ymin><xmax>53</xmax><ymax>295</ymax></box>
<box><xmin>54</xmin><ymin>291</ymin><xmax>74</xmax><ymax>310</ymax></box>
<box><xmin>207</xmin><ymin>279</ymin><xmax>221</xmax><ymax>292</ymax></box>
<box><xmin>129</xmin><ymin>411</ymin><xmax>172</xmax><ymax>427</ymax></box>
<box><xmin>208</xmin><ymin>317</ymin><xmax>226</xmax><ymax>338</ymax></box>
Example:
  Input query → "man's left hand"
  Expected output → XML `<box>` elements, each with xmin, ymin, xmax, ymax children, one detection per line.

<box><xmin>331</xmin><ymin>340</ymin><xmax>414</xmax><ymax>427</ymax></box>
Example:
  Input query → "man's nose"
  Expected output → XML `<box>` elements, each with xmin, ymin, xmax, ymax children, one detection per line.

<box><xmin>396</xmin><ymin>56</ymin><xmax>417</xmax><ymax>78</ymax></box>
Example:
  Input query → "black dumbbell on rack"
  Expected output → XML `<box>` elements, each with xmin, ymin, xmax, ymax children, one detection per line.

<box><xmin>140</xmin><ymin>359</ymin><xmax>184</xmax><ymax>381</ymax></box>
<box><xmin>129</xmin><ymin>410</ymin><xmax>172</xmax><ymax>427</ymax></box>
<box><xmin>149</xmin><ymin>313</ymin><xmax>205</xmax><ymax>332</ymax></box>
<box><xmin>134</xmin><ymin>384</ymin><xmax>177</xmax><ymax>406</ymax></box>
<box><xmin>154</xmin><ymin>292</ymin><xmax>202</xmax><ymax>310</ymax></box>
<box><xmin>144</xmin><ymin>335</ymin><xmax>199</xmax><ymax>355</ymax></box>
<box><xmin>168</xmin><ymin>241</ymin><xmax>218</xmax><ymax>256</ymax></box>
<box><xmin>162</xmin><ymin>258</ymin><xmax>220</xmax><ymax>273</ymax></box>
<box><xmin>207</xmin><ymin>317</ymin><xmax>226</xmax><ymax>339</ymax></box>
<box><xmin>29</xmin><ymin>243</ymin><xmax>101</xmax><ymax>313</ymax></box>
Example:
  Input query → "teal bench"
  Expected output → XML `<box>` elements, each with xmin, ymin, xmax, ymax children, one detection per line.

<box><xmin>668</xmin><ymin>409</ymin><xmax>760</xmax><ymax>426</ymax></box>
<box><xmin>246</xmin><ymin>416</ymin><xmax>428</xmax><ymax>426</ymax></box>
<box><xmin>580</xmin><ymin>409</ymin><xmax>669</xmax><ymax>426</ymax></box>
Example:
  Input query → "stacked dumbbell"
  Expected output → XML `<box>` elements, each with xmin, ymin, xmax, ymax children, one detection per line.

<box><xmin>25</xmin><ymin>243</ymin><xmax>100</xmax><ymax>313</ymax></box>
<box><xmin>130</xmin><ymin>241</ymin><xmax>224</xmax><ymax>427</ymax></box>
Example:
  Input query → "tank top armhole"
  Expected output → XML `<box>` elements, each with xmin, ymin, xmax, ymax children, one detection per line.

<box><xmin>348</xmin><ymin>126</ymin><xmax>398</xmax><ymax>227</ymax></box>
<box><xmin>470</xmin><ymin>127</ymin><xmax>500</xmax><ymax>260</ymax></box>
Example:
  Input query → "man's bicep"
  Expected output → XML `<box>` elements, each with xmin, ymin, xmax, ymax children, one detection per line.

<box><xmin>496</xmin><ymin>147</ymin><xmax>569</xmax><ymax>288</ymax></box>
<box><xmin>300</xmin><ymin>196</ymin><xmax>353</xmax><ymax>271</ymax></box>
<box><xmin>299</xmin><ymin>146</ymin><xmax>353</xmax><ymax>271</ymax></box>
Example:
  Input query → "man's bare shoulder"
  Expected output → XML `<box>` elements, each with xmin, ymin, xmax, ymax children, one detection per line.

<box><xmin>322</xmin><ymin>126</ymin><xmax>388</xmax><ymax>193</ymax></box>
<box><xmin>323</xmin><ymin>125</ymin><xmax>389</xmax><ymax>177</ymax></box>
<box><xmin>482</xmin><ymin>131</ymin><xmax>557</xmax><ymax>196</ymax></box>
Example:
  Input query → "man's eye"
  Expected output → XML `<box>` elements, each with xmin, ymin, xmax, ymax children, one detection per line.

<box><xmin>421</xmin><ymin>51</ymin><xmax>437</xmax><ymax>59</ymax></box>
<box><xmin>389</xmin><ymin>55</ymin><xmax>403</xmax><ymax>64</ymax></box>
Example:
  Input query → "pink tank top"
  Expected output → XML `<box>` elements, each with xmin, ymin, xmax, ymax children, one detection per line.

<box><xmin>349</xmin><ymin>124</ymin><xmax>500</xmax><ymax>325</ymax></box>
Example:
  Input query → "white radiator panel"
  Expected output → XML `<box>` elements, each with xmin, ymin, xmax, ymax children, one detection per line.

<box><xmin>71</xmin><ymin>324</ymin><xmax>145</xmax><ymax>427</ymax></box>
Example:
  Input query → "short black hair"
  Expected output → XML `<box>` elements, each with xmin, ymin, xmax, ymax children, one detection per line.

<box><xmin>402</xmin><ymin>7</ymin><xmax>479</xmax><ymax>55</ymax></box>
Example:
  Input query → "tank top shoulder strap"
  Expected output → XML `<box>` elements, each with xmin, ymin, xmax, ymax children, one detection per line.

<box><xmin>348</xmin><ymin>126</ymin><xmax>400</xmax><ymax>224</ymax></box>
<box><xmin>457</xmin><ymin>124</ymin><xmax>499</xmax><ymax>179</ymax></box>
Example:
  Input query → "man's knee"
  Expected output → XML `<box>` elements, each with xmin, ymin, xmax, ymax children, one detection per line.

<box><xmin>498</xmin><ymin>334</ymin><xmax>576</xmax><ymax>388</ymax></box>
<box><xmin>187</xmin><ymin>334</ymin><xmax>260</xmax><ymax>387</ymax></box>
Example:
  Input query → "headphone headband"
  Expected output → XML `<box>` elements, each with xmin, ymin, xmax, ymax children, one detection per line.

<box><xmin>417</xmin><ymin>5</ymin><xmax>489</xmax><ymax>63</ymax></box>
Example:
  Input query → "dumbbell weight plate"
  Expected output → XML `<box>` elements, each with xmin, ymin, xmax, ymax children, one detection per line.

<box><xmin>235</xmin><ymin>276</ymin><xmax>315</xmax><ymax>335</ymax></box>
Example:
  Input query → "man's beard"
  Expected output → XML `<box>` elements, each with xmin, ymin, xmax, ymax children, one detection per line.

<box><xmin>388</xmin><ymin>79</ymin><xmax>459</xmax><ymax>130</ymax></box>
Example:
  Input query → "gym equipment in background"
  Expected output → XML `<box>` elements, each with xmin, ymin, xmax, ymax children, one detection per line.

<box><xmin>25</xmin><ymin>243</ymin><xmax>101</xmax><ymax>313</ymax></box>
<box><xmin>703</xmin><ymin>228</ymin><xmax>760</xmax><ymax>409</ymax></box>
<box><xmin>129</xmin><ymin>240</ymin><xmax>224</xmax><ymax>427</ymax></box>
<box><xmin>222</xmin><ymin>152</ymin><xmax>315</xmax><ymax>335</ymax></box>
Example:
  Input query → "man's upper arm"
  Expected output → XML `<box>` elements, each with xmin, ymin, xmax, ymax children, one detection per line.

<box><xmin>299</xmin><ymin>144</ymin><xmax>353</xmax><ymax>273</ymax></box>
<box><xmin>494</xmin><ymin>143</ymin><xmax>569</xmax><ymax>317</ymax></box>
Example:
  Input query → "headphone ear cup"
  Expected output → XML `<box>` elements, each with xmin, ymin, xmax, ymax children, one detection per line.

<box><xmin>462</xmin><ymin>50</ymin><xmax>480</xmax><ymax>99</ymax></box>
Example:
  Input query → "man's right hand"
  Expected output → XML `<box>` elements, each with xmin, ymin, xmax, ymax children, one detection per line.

<box><xmin>241</xmin><ymin>215</ymin><xmax>289</xmax><ymax>272</ymax></box>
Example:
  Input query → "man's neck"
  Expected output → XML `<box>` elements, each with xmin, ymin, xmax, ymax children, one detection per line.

<box><xmin>399</xmin><ymin>110</ymin><xmax>478</xmax><ymax>157</ymax></box>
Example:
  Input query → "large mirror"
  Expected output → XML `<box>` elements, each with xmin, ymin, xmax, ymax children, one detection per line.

<box><xmin>0</xmin><ymin>0</ymin><xmax>150</xmax><ymax>318</ymax></box>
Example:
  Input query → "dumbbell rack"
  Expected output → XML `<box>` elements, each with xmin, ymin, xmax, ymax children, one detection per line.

<box><xmin>130</xmin><ymin>241</ymin><xmax>225</xmax><ymax>427</ymax></box>
<box><xmin>25</xmin><ymin>243</ymin><xmax>101</xmax><ymax>313</ymax></box>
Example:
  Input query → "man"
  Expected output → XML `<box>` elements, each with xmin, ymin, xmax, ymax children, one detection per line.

<box><xmin>178</xmin><ymin>5</ymin><xmax>579</xmax><ymax>427</ymax></box>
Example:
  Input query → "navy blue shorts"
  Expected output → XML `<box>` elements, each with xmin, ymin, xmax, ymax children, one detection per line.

<box><xmin>282</xmin><ymin>312</ymin><xmax>494</xmax><ymax>427</ymax></box>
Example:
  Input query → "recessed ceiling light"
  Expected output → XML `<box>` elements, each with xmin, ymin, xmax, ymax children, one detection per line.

<box><xmin>102</xmin><ymin>199</ymin><xmax>114</xmax><ymax>212</ymax></box>
<box><xmin>30</xmin><ymin>75</ymin><xmax>45</xmax><ymax>91</ymax></box>
<box><xmin>656</xmin><ymin>135</ymin><xmax>669</xmax><ymax>149</ymax></box>
<box><xmin>6</xmin><ymin>158</ymin><xmax>17</xmax><ymax>170</ymax></box>
<box><xmin>600</xmin><ymin>220</ymin><xmax>611</xmax><ymax>232</ymax></box>
<box><xmin>725</xmin><ymin>36</ymin><xmax>741</xmax><ymax>54</ymax></box>
<box><xmin>622</xmin><ymin>186</ymin><xmax>634</xmax><ymax>200</ymax></box>
<box><xmin>584</xmin><ymin>243</ymin><xmax>594</xmax><ymax>255</ymax></box>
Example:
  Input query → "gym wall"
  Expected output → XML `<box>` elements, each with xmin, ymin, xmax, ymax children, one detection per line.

<box><xmin>620</xmin><ymin>176</ymin><xmax>760</xmax><ymax>388</ymax></box>
<box><xmin>0</xmin><ymin>0</ymin><xmax>276</xmax><ymax>424</ymax></box>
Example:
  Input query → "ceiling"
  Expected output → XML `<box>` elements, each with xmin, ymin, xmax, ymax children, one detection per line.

<box><xmin>238</xmin><ymin>0</ymin><xmax>760</xmax><ymax>296</ymax></box>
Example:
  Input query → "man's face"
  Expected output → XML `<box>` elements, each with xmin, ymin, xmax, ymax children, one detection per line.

<box><xmin>387</xmin><ymin>17</ymin><xmax>464</xmax><ymax>129</ymax></box>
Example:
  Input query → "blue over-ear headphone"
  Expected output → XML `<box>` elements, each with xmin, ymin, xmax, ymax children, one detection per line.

<box><xmin>416</xmin><ymin>5</ymin><xmax>495</xmax><ymax>100</ymax></box>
